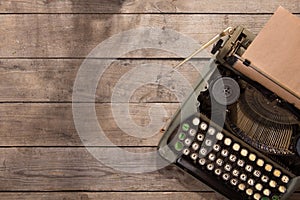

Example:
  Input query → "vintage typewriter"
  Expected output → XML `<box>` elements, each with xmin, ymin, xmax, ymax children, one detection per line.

<box><xmin>158</xmin><ymin>7</ymin><xmax>300</xmax><ymax>200</ymax></box>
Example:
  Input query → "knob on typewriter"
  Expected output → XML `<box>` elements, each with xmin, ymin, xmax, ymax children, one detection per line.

<box><xmin>297</xmin><ymin>137</ymin><xmax>300</xmax><ymax>156</ymax></box>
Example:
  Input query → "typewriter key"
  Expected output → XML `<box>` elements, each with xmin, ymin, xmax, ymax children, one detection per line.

<box><xmin>178</xmin><ymin>132</ymin><xmax>186</xmax><ymax>140</ymax></box>
<box><xmin>238</xmin><ymin>183</ymin><xmax>246</xmax><ymax>191</ymax></box>
<box><xmin>192</xmin><ymin>142</ymin><xmax>199</xmax><ymax>151</ymax></box>
<box><xmin>221</xmin><ymin>149</ymin><xmax>229</xmax><ymax>157</ymax></box>
<box><xmin>182</xmin><ymin>123</ymin><xmax>190</xmax><ymax>131</ymax></box>
<box><xmin>175</xmin><ymin>141</ymin><xmax>184</xmax><ymax>151</ymax></box>
<box><xmin>278</xmin><ymin>185</ymin><xmax>287</xmax><ymax>193</ymax></box>
<box><xmin>183</xmin><ymin>148</ymin><xmax>190</xmax><ymax>155</ymax></box>
<box><xmin>256</xmin><ymin>158</ymin><xmax>264</xmax><ymax>167</ymax></box>
<box><xmin>240</xmin><ymin>174</ymin><xmax>247</xmax><ymax>181</ymax></box>
<box><xmin>189</xmin><ymin>129</ymin><xmax>197</xmax><ymax>136</ymax></box>
<box><xmin>184</xmin><ymin>138</ymin><xmax>192</xmax><ymax>146</ymax></box>
<box><xmin>229</xmin><ymin>154</ymin><xmax>237</xmax><ymax>162</ymax></box>
<box><xmin>224</xmin><ymin>164</ymin><xmax>232</xmax><ymax>171</ymax></box>
<box><xmin>249</xmin><ymin>153</ymin><xmax>256</xmax><ymax>161</ymax></box>
<box><xmin>246</xmin><ymin>188</ymin><xmax>253</xmax><ymax>196</ymax></box>
<box><xmin>215</xmin><ymin>168</ymin><xmax>222</xmax><ymax>176</ymax></box>
<box><xmin>269</xmin><ymin>180</ymin><xmax>277</xmax><ymax>188</ymax></box>
<box><xmin>191</xmin><ymin>153</ymin><xmax>198</xmax><ymax>160</ymax></box>
<box><xmin>192</xmin><ymin>117</ymin><xmax>200</xmax><ymax>126</ymax></box>
<box><xmin>222</xmin><ymin>173</ymin><xmax>230</xmax><ymax>181</ymax></box>
<box><xmin>245</xmin><ymin>165</ymin><xmax>253</xmax><ymax>172</ymax></box>
<box><xmin>207</xmin><ymin>163</ymin><xmax>214</xmax><ymax>171</ymax></box>
<box><xmin>232</xmin><ymin>169</ymin><xmax>240</xmax><ymax>177</ymax></box>
<box><xmin>263</xmin><ymin>189</ymin><xmax>271</xmax><ymax>196</ymax></box>
<box><xmin>240</xmin><ymin>149</ymin><xmax>248</xmax><ymax>157</ymax></box>
<box><xmin>232</xmin><ymin>143</ymin><xmax>240</xmax><ymax>151</ymax></box>
<box><xmin>230</xmin><ymin>178</ymin><xmax>238</xmax><ymax>186</ymax></box>
<box><xmin>197</xmin><ymin>134</ymin><xmax>205</xmax><ymax>141</ymax></box>
<box><xmin>216</xmin><ymin>158</ymin><xmax>224</xmax><ymax>166</ymax></box>
<box><xmin>255</xmin><ymin>183</ymin><xmax>263</xmax><ymax>191</ymax></box>
<box><xmin>208</xmin><ymin>153</ymin><xmax>216</xmax><ymax>161</ymax></box>
<box><xmin>213</xmin><ymin>144</ymin><xmax>221</xmax><ymax>152</ymax></box>
<box><xmin>200</xmin><ymin>122</ymin><xmax>207</xmax><ymax>130</ymax></box>
<box><xmin>281</xmin><ymin>175</ymin><xmax>289</xmax><ymax>183</ymax></box>
<box><xmin>265</xmin><ymin>164</ymin><xmax>273</xmax><ymax>172</ymax></box>
<box><xmin>224</xmin><ymin>138</ymin><xmax>232</xmax><ymax>146</ymax></box>
<box><xmin>199</xmin><ymin>158</ymin><xmax>206</xmax><ymax>165</ymax></box>
<box><xmin>207</xmin><ymin>127</ymin><xmax>216</xmax><ymax>135</ymax></box>
<box><xmin>237</xmin><ymin>159</ymin><xmax>245</xmax><ymax>167</ymax></box>
<box><xmin>253</xmin><ymin>193</ymin><xmax>261</xmax><ymax>200</ymax></box>
<box><xmin>273</xmin><ymin>169</ymin><xmax>281</xmax><ymax>177</ymax></box>
<box><xmin>261</xmin><ymin>175</ymin><xmax>269</xmax><ymax>183</ymax></box>
<box><xmin>247</xmin><ymin>178</ymin><xmax>255</xmax><ymax>186</ymax></box>
<box><xmin>216</xmin><ymin>132</ymin><xmax>224</xmax><ymax>140</ymax></box>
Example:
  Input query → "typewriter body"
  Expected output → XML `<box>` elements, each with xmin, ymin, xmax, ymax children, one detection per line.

<box><xmin>158</xmin><ymin>18</ymin><xmax>300</xmax><ymax>200</ymax></box>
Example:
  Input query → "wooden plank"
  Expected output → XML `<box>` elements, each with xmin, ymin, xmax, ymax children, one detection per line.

<box><xmin>0</xmin><ymin>192</ymin><xmax>228</xmax><ymax>200</ymax></box>
<box><xmin>0</xmin><ymin>59</ymin><xmax>207</xmax><ymax>102</ymax></box>
<box><xmin>0</xmin><ymin>0</ymin><xmax>299</xmax><ymax>14</ymax></box>
<box><xmin>0</xmin><ymin>147</ymin><xmax>209</xmax><ymax>191</ymax></box>
<box><xmin>0</xmin><ymin>103</ymin><xmax>179</xmax><ymax>146</ymax></box>
<box><xmin>0</xmin><ymin>14</ymin><xmax>281</xmax><ymax>58</ymax></box>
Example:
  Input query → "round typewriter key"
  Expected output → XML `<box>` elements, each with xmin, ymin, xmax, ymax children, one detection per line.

<box><xmin>269</xmin><ymin>180</ymin><xmax>277</xmax><ymax>188</ymax></box>
<box><xmin>216</xmin><ymin>158</ymin><xmax>224</xmax><ymax>166</ymax></box>
<box><xmin>240</xmin><ymin>149</ymin><xmax>248</xmax><ymax>157</ymax></box>
<box><xmin>247</xmin><ymin>178</ymin><xmax>255</xmax><ymax>186</ymax></box>
<box><xmin>224</xmin><ymin>138</ymin><xmax>232</xmax><ymax>146</ymax></box>
<box><xmin>224</xmin><ymin>164</ymin><xmax>232</xmax><ymax>171</ymax></box>
<box><xmin>200</xmin><ymin>122</ymin><xmax>207</xmax><ymax>130</ymax></box>
<box><xmin>237</xmin><ymin>159</ymin><xmax>245</xmax><ymax>167</ymax></box>
<box><xmin>199</xmin><ymin>148</ymin><xmax>208</xmax><ymax>156</ymax></box>
<box><xmin>222</xmin><ymin>173</ymin><xmax>230</xmax><ymax>181</ymax></box>
<box><xmin>221</xmin><ymin>149</ymin><xmax>229</xmax><ymax>157</ymax></box>
<box><xmin>175</xmin><ymin>141</ymin><xmax>184</xmax><ymax>151</ymax></box>
<box><xmin>208</xmin><ymin>153</ymin><xmax>216</xmax><ymax>161</ymax></box>
<box><xmin>192</xmin><ymin>142</ymin><xmax>199</xmax><ymax>151</ymax></box>
<box><xmin>230</xmin><ymin>178</ymin><xmax>238</xmax><ymax>186</ymax></box>
<box><xmin>246</xmin><ymin>188</ymin><xmax>253</xmax><ymax>196</ymax></box>
<box><xmin>229</xmin><ymin>154</ymin><xmax>237</xmax><ymax>162</ymax></box>
<box><xmin>213</xmin><ymin>144</ymin><xmax>221</xmax><ymax>152</ymax></box>
<box><xmin>240</xmin><ymin>174</ymin><xmax>247</xmax><ymax>181</ymax></box>
<box><xmin>192</xmin><ymin>117</ymin><xmax>200</xmax><ymax>126</ymax></box>
<box><xmin>253</xmin><ymin>170</ymin><xmax>261</xmax><ymax>178</ymax></box>
<box><xmin>232</xmin><ymin>143</ymin><xmax>240</xmax><ymax>151</ymax></box>
<box><xmin>178</xmin><ymin>132</ymin><xmax>186</xmax><ymax>140</ymax></box>
<box><xmin>215</xmin><ymin>168</ymin><xmax>222</xmax><ymax>176</ymax></box>
<box><xmin>199</xmin><ymin>158</ymin><xmax>206</xmax><ymax>165</ymax></box>
<box><xmin>254</xmin><ymin>193</ymin><xmax>261</xmax><ymax>200</ymax></box>
<box><xmin>265</xmin><ymin>164</ymin><xmax>273</xmax><ymax>172</ymax></box>
<box><xmin>238</xmin><ymin>183</ymin><xmax>246</xmax><ymax>191</ymax></box>
<box><xmin>278</xmin><ymin>185</ymin><xmax>287</xmax><ymax>193</ymax></box>
<box><xmin>183</xmin><ymin>148</ymin><xmax>190</xmax><ymax>155</ymax></box>
<box><xmin>272</xmin><ymin>195</ymin><xmax>279</xmax><ymax>200</ymax></box>
<box><xmin>245</xmin><ymin>165</ymin><xmax>253</xmax><ymax>172</ymax></box>
<box><xmin>255</xmin><ymin>183</ymin><xmax>263</xmax><ymax>191</ymax></box>
<box><xmin>273</xmin><ymin>169</ymin><xmax>281</xmax><ymax>177</ymax></box>
<box><xmin>232</xmin><ymin>169</ymin><xmax>240</xmax><ymax>177</ymax></box>
<box><xmin>281</xmin><ymin>175</ymin><xmax>289</xmax><ymax>183</ymax></box>
<box><xmin>257</xmin><ymin>158</ymin><xmax>264</xmax><ymax>167</ymax></box>
<box><xmin>207</xmin><ymin>163</ymin><xmax>214</xmax><ymax>171</ymax></box>
<box><xmin>182</xmin><ymin>123</ymin><xmax>190</xmax><ymax>131</ymax></box>
<box><xmin>249</xmin><ymin>153</ymin><xmax>256</xmax><ymax>161</ymax></box>
<box><xmin>184</xmin><ymin>138</ymin><xmax>192</xmax><ymax>146</ymax></box>
<box><xmin>261</xmin><ymin>175</ymin><xmax>269</xmax><ymax>183</ymax></box>
<box><xmin>191</xmin><ymin>153</ymin><xmax>198</xmax><ymax>160</ymax></box>
<box><xmin>197</xmin><ymin>134</ymin><xmax>205</xmax><ymax>141</ymax></box>
<box><xmin>189</xmin><ymin>129</ymin><xmax>197</xmax><ymax>136</ymax></box>
<box><xmin>207</xmin><ymin>127</ymin><xmax>216</xmax><ymax>135</ymax></box>
<box><xmin>216</xmin><ymin>132</ymin><xmax>224</xmax><ymax>140</ymax></box>
<box><xmin>205</xmin><ymin>139</ymin><xmax>212</xmax><ymax>146</ymax></box>
<box><xmin>263</xmin><ymin>189</ymin><xmax>271</xmax><ymax>196</ymax></box>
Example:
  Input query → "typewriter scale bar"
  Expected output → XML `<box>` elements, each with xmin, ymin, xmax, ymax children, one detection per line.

<box><xmin>169</xmin><ymin>113</ymin><xmax>295</xmax><ymax>200</ymax></box>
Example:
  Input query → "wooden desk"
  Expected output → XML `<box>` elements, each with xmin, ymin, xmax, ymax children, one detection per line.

<box><xmin>0</xmin><ymin>1</ymin><xmax>299</xmax><ymax>199</ymax></box>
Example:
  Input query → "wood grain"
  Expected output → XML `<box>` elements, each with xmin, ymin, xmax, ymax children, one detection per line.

<box><xmin>0</xmin><ymin>192</ymin><xmax>228</xmax><ymax>200</ymax></box>
<box><xmin>0</xmin><ymin>59</ymin><xmax>208</xmax><ymax>102</ymax></box>
<box><xmin>0</xmin><ymin>147</ymin><xmax>209</xmax><ymax>191</ymax></box>
<box><xmin>0</xmin><ymin>14</ymin><xmax>280</xmax><ymax>58</ymax></box>
<box><xmin>0</xmin><ymin>103</ymin><xmax>178</xmax><ymax>146</ymax></box>
<box><xmin>0</xmin><ymin>0</ymin><xmax>299</xmax><ymax>14</ymax></box>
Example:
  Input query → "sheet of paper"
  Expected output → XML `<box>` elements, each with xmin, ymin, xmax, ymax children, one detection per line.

<box><xmin>234</xmin><ymin>6</ymin><xmax>300</xmax><ymax>109</ymax></box>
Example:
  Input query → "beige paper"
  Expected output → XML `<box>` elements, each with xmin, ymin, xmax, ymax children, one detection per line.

<box><xmin>234</xmin><ymin>6</ymin><xmax>300</xmax><ymax>109</ymax></box>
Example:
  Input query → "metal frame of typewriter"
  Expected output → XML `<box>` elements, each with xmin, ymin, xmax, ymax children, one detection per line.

<box><xmin>158</xmin><ymin>26</ymin><xmax>300</xmax><ymax>200</ymax></box>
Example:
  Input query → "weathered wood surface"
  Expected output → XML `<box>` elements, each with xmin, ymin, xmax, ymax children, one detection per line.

<box><xmin>1</xmin><ymin>0</ymin><xmax>300</xmax><ymax>199</ymax></box>
<box><xmin>0</xmin><ymin>0</ymin><xmax>299</xmax><ymax>14</ymax></box>
<box><xmin>0</xmin><ymin>59</ymin><xmax>207</xmax><ymax>102</ymax></box>
<box><xmin>0</xmin><ymin>192</ymin><xmax>228</xmax><ymax>200</ymax></box>
<box><xmin>0</xmin><ymin>14</ymin><xmax>285</xmax><ymax>58</ymax></box>
<box><xmin>0</xmin><ymin>103</ymin><xmax>178</xmax><ymax>146</ymax></box>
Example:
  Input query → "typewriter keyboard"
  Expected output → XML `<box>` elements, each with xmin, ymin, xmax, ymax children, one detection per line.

<box><xmin>171</xmin><ymin>114</ymin><xmax>294</xmax><ymax>200</ymax></box>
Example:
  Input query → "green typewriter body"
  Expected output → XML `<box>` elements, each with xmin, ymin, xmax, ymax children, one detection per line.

<box><xmin>158</xmin><ymin>26</ymin><xmax>300</xmax><ymax>200</ymax></box>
